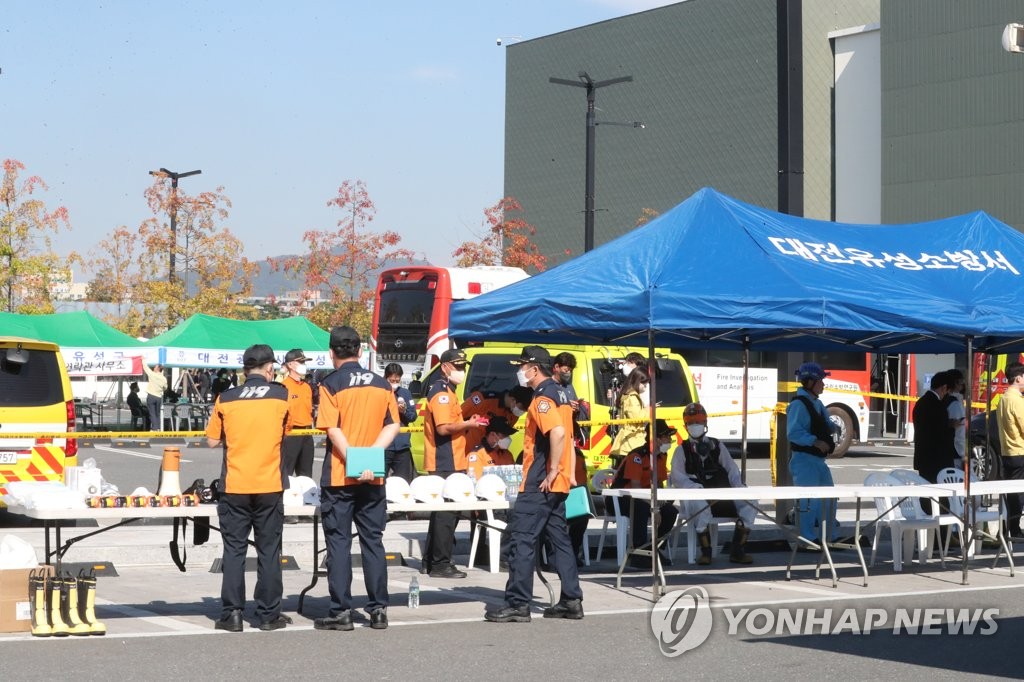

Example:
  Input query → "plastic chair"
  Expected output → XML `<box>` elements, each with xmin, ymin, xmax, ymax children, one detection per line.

<box><xmin>888</xmin><ymin>468</ymin><xmax>964</xmax><ymax>554</ymax></box>
<box><xmin>467</xmin><ymin>474</ymin><xmax>510</xmax><ymax>574</ymax></box>
<box><xmin>864</xmin><ymin>472</ymin><xmax>942</xmax><ymax>572</ymax></box>
<box><xmin>671</xmin><ymin>506</ymin><xmax>734</xmax><ymax>565</ymax></box>
<box><xmin>592</xmin><ymin>468</ymin><xmax>629</xmax><ymax>566</ymax></box>
<box><xmin>935</xmin><ymin>466</ymin><xmax>1005</xmax><ymax>557</ymax></box>
<box><xmin>409</xmin><ymin>475</ymin><xmax>445</xmax><ymax>503</ymax></box>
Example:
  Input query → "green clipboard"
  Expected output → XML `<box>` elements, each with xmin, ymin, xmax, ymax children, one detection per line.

<box><xmin>346</xmin><ymin>447</ymin><xmax>385</xmax><ymax>478</ymax></box>
<box><xmin>565</xmin><ymin>485</ymin><xmax>596</xmax><ymax>519</ymax></box>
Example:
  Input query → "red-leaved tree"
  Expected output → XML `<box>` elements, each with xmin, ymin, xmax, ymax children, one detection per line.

<box><xmin>270</xmin><ymin>180</ymin><xmax>415</xmax><ymax>334</ymax></box>
<box><xmin>452</xmin><ymin>197</ymin><xmax>547</xmax><ymax>272</ymax></box>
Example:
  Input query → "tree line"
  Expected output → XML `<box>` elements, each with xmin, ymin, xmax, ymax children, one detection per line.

<box><xmin>1</xmin><ymin>159</ymin><xmax>558</xmax><ymax>338</ymax></box>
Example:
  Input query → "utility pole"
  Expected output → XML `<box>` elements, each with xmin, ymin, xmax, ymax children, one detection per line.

<box><xmin>148</xmin><ymin>167</ymin><xmax>202</xmax><ymax>284</ymax></box>
<box><xmin>550</xmin><ymin>72</ymin><xmax>635</xmax><ymax>252</ymax></box>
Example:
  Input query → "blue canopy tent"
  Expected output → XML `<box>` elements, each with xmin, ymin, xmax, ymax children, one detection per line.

<box><xmin>450</xmin><ymin>188</ymin><xmax>1024</xmax><ymax>354</ymax></box>
<box><xmin>450</xmin><ymin>187</ymin><xmax>1024</xmax><ymax>590</ymax></box>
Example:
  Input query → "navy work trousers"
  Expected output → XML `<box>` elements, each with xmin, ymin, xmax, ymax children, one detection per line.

<box><xmin>217</xmin><ymin>492</ymin><xmax>284</xmax><ymax>623</ymax></box>
<box><xmin>425</xmin><ymin>470</ymin><xmax>460</xmax><ymax>570</ymax></box>
<box><xmin>504</xmin><ymin>491</ymin><xmax>583</xmax><ymax>607</ymax></box>
<box><xmin>321</xmin><ymin>483</ymin><xmax>389</xmax><ymax>614</ymax></box>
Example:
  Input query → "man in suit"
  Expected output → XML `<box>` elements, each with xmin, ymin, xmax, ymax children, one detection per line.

<box><xmin>913</xmin><ymin>370</ymin><xmax>956</xmax><ymax>485</ymax></box>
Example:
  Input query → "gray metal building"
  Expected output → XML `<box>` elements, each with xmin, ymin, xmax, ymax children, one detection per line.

<box><xmin>504</xmin><ymin>0</ymin><xmax>1024</xmax><ymax>263</ymax></box>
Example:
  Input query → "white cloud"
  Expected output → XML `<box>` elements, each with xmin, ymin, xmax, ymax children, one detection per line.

<box><xmin>411</xmin><ymin>65</ymin><xmax>458</xmax><ymax>82</ymax></box>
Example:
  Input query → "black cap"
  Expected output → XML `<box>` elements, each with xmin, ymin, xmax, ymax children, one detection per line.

<box><xmin>486</xmin><ymin>417</ymin><xmax>517</xmax><ymax>437</ymax></box>
<box><xmin>510</xmin><ymin>345</ymin><xmax>552</xmax><ymax>367</ymax></box>
<box><xmin>242</xmin><ymin>344</ymin><xmax>276</xmax><ymax>369</ymax></box>
<box><xmin>284</xmin><ymin>348</ymin><xmax>310</xmax><ymax>364</ymax></box>
<box><xmin>440</xmin><ymin>348</ymin><xmax>469</xmax><ymax>365</ymax></box>
<box><xmin>655</xmin><ymin>419</ymin><xmax>677</xmax><ymax>438</ymax></box>
<box><xmin>508</xmin><ymin>385</ymin><xmax>534</xmax><ymax>408</ymax></box>
<box><xmin>330</xmin><ymin>326</ymin><xmax>360</xmax><ymax>348</ymax></box>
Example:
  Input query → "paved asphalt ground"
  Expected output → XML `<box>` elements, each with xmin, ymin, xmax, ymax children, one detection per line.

<box><xmin>2</xmin><ymin>441</ymin><xmax>1023</xmax><ymax>680</ymax></box>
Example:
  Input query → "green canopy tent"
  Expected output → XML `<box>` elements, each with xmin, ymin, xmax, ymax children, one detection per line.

<box><xmin>0</xmin><ymin>311</ymin><xmax>152</xmax><ymax>376</ymax></box>
<box><xmin>144</xmin><ymin>314</ymin><xmax>332</xmax><ymax>370</ymax></box>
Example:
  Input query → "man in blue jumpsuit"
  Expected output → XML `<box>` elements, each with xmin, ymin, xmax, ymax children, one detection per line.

<box><xmin>787</xmin><ymin>362</ymin><xmax>839</xmax><ymax>549</ymax></box>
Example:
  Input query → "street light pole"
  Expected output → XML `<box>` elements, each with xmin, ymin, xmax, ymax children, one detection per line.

<box><xmin>148</xmin><ymin>167</ymin><xmax>202</xmax><ymax>285</ymax></box>
<box><xmin>550</xmin><ymin>72</ymin><xmax>634</xmax><ymax>252</ymax></box>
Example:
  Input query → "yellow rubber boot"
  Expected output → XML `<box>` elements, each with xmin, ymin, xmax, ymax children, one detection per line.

<box><xmin>61</xmin><ymin>574</ymin><xmax>92</xmax><ymax>636</ymax></box>
<box><xmin>77</xmin><ymin>570</ymin><xmax>106</xmax><ymax>636</ymax></box>
<box><xmin>46</xmin><ymin>575</ymin><xmax>69</xmax><ymax>636</ymax></box>
<box><xmin>29</xmin><ymin>569</ymin><xmax>52</xmax><ymax>637</ymax></box>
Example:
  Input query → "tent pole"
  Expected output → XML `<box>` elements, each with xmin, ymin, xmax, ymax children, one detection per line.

<box><xmin>648</xmin><ymin>329</ymin><xmax>660</xmax><ymax>600</ymax></box>
<box><xmin>962</xmin><ymin>336</ymin><xmax>974</xmax><ymax>586</ymax></box>
<box><xmin>741</xmin><ymin>337</ymin><xmax>750</xmax><ymax>483</ymax></box>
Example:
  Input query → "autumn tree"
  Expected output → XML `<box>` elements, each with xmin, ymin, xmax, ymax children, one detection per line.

<box><xmin>451</xmin><ymin>197</ymin><xmax>547</xmax><ymax>272</ymax></box>
<box><xmin>635</xmin><ymin>207</ymin><xmax>659</xmax><ymax>227</ymax></box>
<box><xmin>270</xmin><ymin>180</ymin><xmax>415</xmax><ymax>336</ymax></box>
<box><xmin>86</xmin><ymin>175</ymin><xmax>257</xmax><ymax>336</ymax></box>
<box><xmin>0</xmin><ymin>159</ymin><xmax>74</xmax><ymax>313</ymax></box>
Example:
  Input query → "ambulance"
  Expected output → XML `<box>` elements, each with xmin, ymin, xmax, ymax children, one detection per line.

<box><xmin>0</xmin><ymin>337</ymin><xmax>77</xmax><ymax>499</ymax></box>
<box><xmin>407</xmin><ymin>343</ymin><xmax>699</xmax><ymax>476</ymax></box>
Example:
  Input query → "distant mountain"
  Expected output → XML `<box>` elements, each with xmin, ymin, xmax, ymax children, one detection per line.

<box><xmin>249</xmin><ymin>254</ymin><xmax>430</xmax><ymax>297</ymax></box>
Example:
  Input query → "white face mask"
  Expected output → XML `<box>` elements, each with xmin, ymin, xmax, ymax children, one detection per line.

<box><xmin>658</xmin><ymin>442</ymin><xmax>672</xmax><ymax>454</ymax></box>
<box><xmin>516</xmin><ymin>368</ymin><xmax>530</xmax><ymax>387</ymax></box>
<box><xmin>512</xmin><ymin>406</ymin><xmax>526</xmax><ymax>417</ymax></box>
<box><xmin>449</xmin><ymin>369</ymin><xmax>466</xmax><ymax>385</ymax></box>
<box><xmin>639</xmin><ymin>386</ymin><xmax>651</xmax><ymax>405</ymax></box>
<box><xmin>686</xmin><ymin>424</ymin><xmax>707</xmax><ymax>440</ymax></box>
<box><xmin>622</xmin><ymin>363</ymin><xmax>635</xmax><ymax>377</ymax></box>
<box><xmin>388</xmin><ymin>381</ymin><xmax>400</xmax><ymax>392</ymax></box>
<box><xmin>293</xmin><ymin>363</ymin><xmax>307</xmax><ymax>377</ymax></box>
<box><xmin>497</xmin><ymin>436</ymin><xmax>512</xmax><ymax>450</ymax></box>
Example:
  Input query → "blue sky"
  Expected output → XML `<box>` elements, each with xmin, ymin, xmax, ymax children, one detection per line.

<box><xmin>2</xmin><ymin>0</ymin><xmax>675</xmax><ymax>275</ymax></box>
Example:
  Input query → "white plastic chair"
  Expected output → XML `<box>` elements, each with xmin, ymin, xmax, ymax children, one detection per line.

<box><xmin>888</xmin><ymin>468</ymin><xmax>964</xmax><ymax>555</ymax></box>
<box><xmin>592</xmin><ymin>469</ymin><xmax>629</xmax><ymax>566</ymax></box>
<box><xmin>467</xmin><ymin>474</ymin><xmax>516</xmax><ymax>573</ymax></box>
<box><xmin>864</xmin><ymin>472</ymin><xmax>942</xmax><ymax>572</ymax></box>
<box><xmin>409</xmin><ymin>475</ymin><xmax>445</xmax><ymax>503</ymax></box>
<box><xmin>384</xmin><ymin>476</ymin><xmax>412</xmax><ymax>503</ymax></box>
<box><xmin>936</xmin><ymin>466</ymin><xmax>1005</xmax><ymax>557</ymax></box>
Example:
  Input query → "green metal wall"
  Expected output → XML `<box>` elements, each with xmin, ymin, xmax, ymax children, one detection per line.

<box><xmin>504</xmin><ymin>0</ymin><xmax>879</xmax><ymax>263</ymax></box>
<box><xmin>881</xmin><ymin>0</ymin><xmax>1024</xmax><ymax>231</ymax></box>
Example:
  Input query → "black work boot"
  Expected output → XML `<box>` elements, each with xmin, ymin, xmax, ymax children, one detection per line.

<box><xmin>697</xmin><ymin>529</ymin><xmax>713</xmax><ymax>565</ymax></box>
<box><xmin>729</xmin><ymin>522</ymin><xmax>753</xmax><ymax>564</ymax></box>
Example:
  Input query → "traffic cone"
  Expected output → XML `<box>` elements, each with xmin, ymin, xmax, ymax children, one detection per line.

<box><xmin>157</xmin><ymin>446</ymin><xmax>182</xmax><ymax>497</ymax></box>
<box><xmin>77</xmin><ymin>569</ymin><xmax>106</xmax><ymax>635</ymax></box>
<box><xmin>60</xmin><ymin>573</ymin><xmax>92</xmax><ymax>636</ymax></box>
<box><xmin>46</xmin><ymin>574</ymin><xmax>69</xmax><ymax>636</ymax></box>
<box><xmin>29</xmin><ymin>569</ymin><xmax>52</xmax><ymax>637</ymax></box>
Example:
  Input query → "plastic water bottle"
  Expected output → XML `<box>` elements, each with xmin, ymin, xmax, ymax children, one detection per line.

<box><xmin>408</xmin><ymin>575</ymin><xmax>420</xmax><ymax>609</ymax></box>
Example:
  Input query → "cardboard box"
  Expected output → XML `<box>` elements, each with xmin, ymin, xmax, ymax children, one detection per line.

<box><xmin>0</xmin><ymin>565</ymin><xmax>51</xmax><ymax>633</ymax></box>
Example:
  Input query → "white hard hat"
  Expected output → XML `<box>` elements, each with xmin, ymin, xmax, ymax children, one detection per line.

<box><xmin>442</xmin><ymin>472</ymin><xmax>475</xmax><ymax>501</ymax></box>
<box><xmin>385</xmin><ymin>476</ymin><xmax>412</xmax><ymax>503</ymax></box>
<box><xmin>410</xmin><ymin>475</ymin><xmax>446</xmax><ymax>503</ymax></box>
<box><xmin>474</xmin><ymin>473</ymin><xmax>507</xmax><ymax>501</ymax></box>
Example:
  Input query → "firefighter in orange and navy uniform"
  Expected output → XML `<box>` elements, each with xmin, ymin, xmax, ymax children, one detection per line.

<box><xmin>461</xmin><ymin>386</ymin><xmax>532</xmax><ymax>454</ymax></box>
<box><xmin>280</xmin><ymin>348</ymin><xmax>315</xmax><ymax>479</ymax></box>
<box><xmin>313</xmin><ymin>326</ymin><xmax>400</xmax><ymax>632</ymax></box>
<box><xmin>465</xmin><ymin>417</ymin><xmax>517</xmax><ymax>479</ymax></box>
<box><xmin>423</xmin><ymin>348</ymin><xmax>487</xmax><ymax>578</ymax></box>
<box><xmin>485</xmin><ymin>346</ymin><xmax>584</xmax><ymax>623</ymax></box>
<box><xmin>615</xmin><ymin>419</ymin><xmax>679</xmax><ymax>569</ymax></box>
<box><xmin>205</xmin><ymin>344</ymin><xmax>292</xmax><ymax>633</ymax></box>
